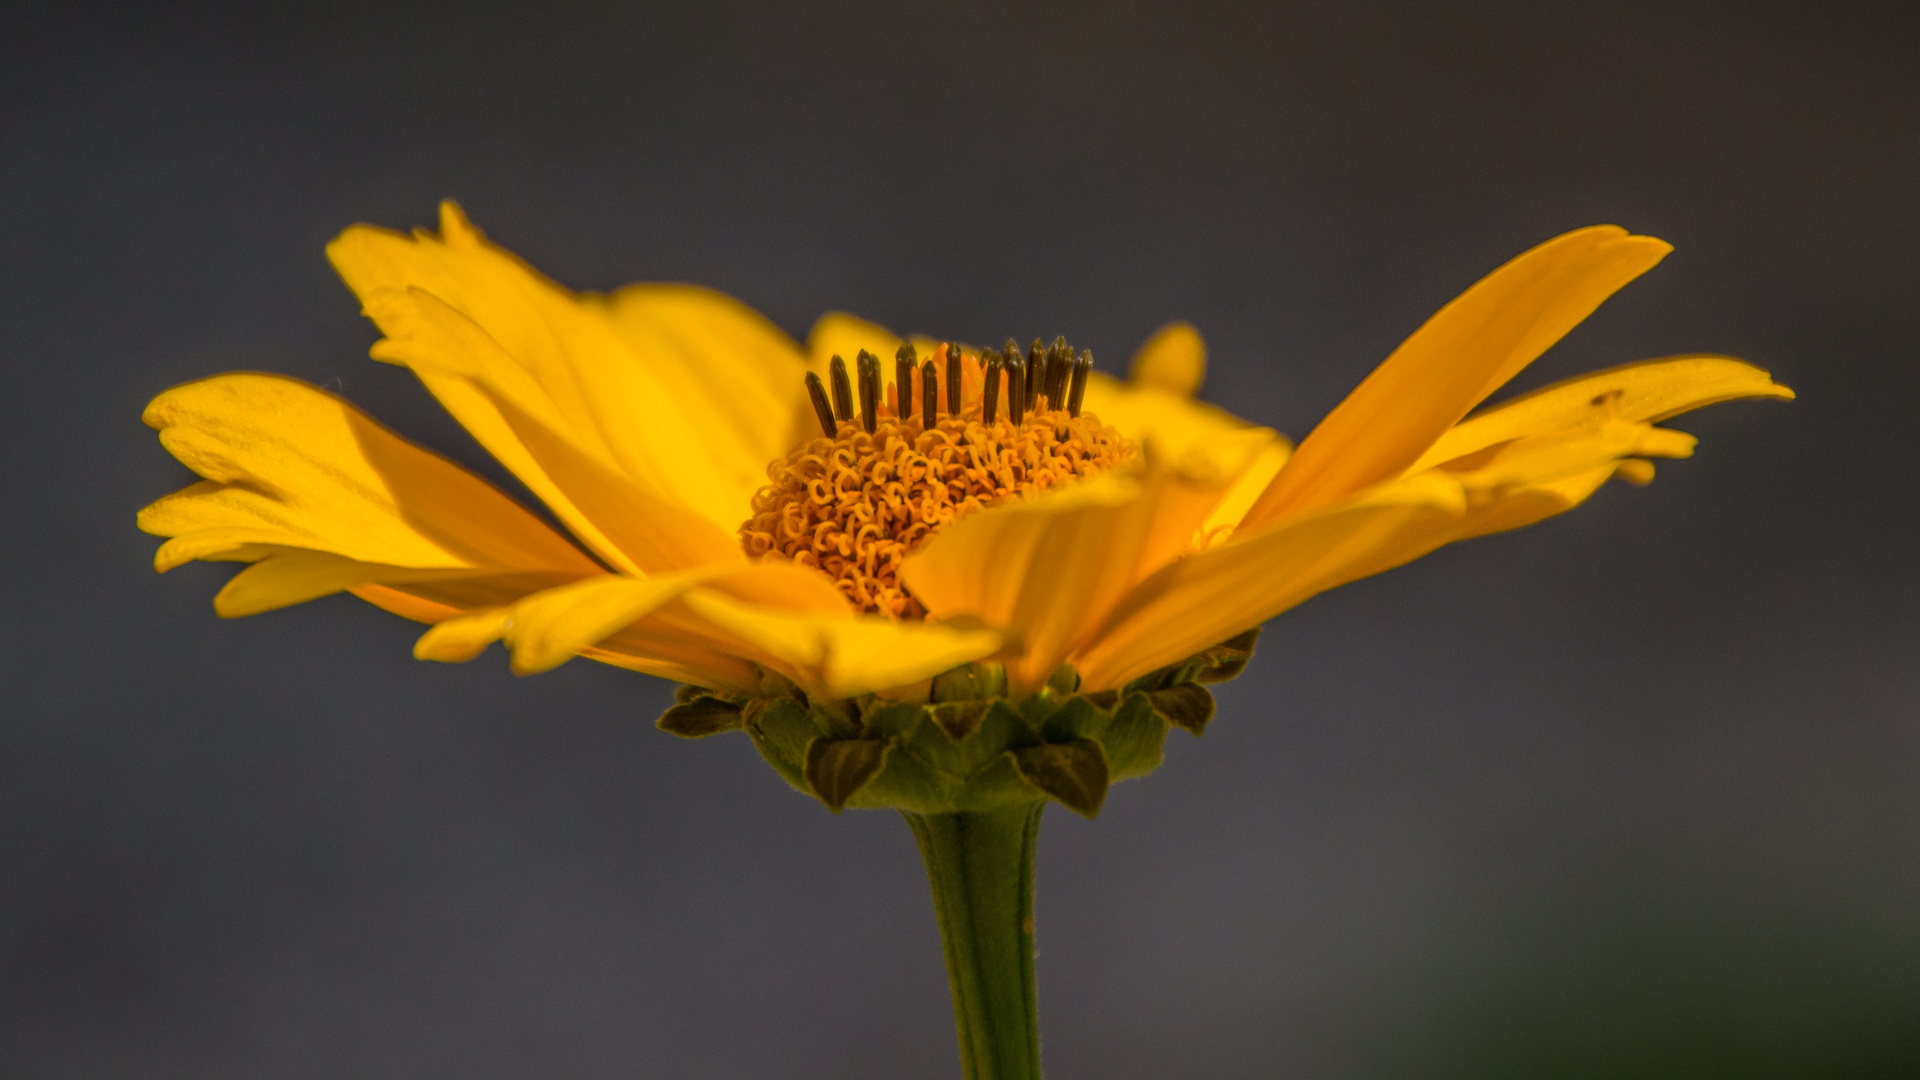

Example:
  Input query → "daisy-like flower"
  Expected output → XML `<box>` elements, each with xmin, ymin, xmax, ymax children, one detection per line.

<box><xmin>141</xmin><ymin>204</ymin><xmax>1789</xmax><ymax>1079</ymax></box>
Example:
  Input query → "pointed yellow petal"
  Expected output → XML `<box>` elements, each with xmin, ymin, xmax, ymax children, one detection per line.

<box><xmin>210</xmin><ymin>549</ymin><xmax>547</xmax><ymax>618</ymax></box>
<box><xmin>1128</xmin><ymin>321</ymin><xmax>1207</xmax><ymax>396</ymax></box>
<box><xmin>414</xmin><ymin>607</ymin><xmax>512</xmax><ymax>662</ymax></box>
<box><xmin>598</xmin><ymin>282</ymin><xmax>816</xmax><ymax>470</ymax></box>
<box><xmin>1075</xmin><ymin>475</ymin><xmax>1468</xmax><ymax>690</ymax></box>
<box><xmin>1412</xmin><ymin>355</ymin><xmax>1794</xmax><ymax>472</ymax></box>
<box><xmin>676</xmin><ymin>589</ymin><xmax>1001</xmax><ymax>699</ymax></box>
<box><xmin>140</xmin><ymin>374</ymin><xmax>598</xmax><ymax>589</ymax></box>
<box><xmin>327</xmin><ymin>203</ymin><xmax>763</xmax><ymax>533</ymax></box>
<box><xmin>1080</xmin><ymin>371</ymin><xmax>1290</xmax><ymax>472</ymax></box>
<box><xmin>1296</xmin><ymin>423</ymin><xmax>1698</xmax><ymax>596</ymax></box>
<box><xmin>503</xmin><ymin>574</ymin><xmax>712</xmax><ymax>675</ymax></box>
<box><xmin>378</xmin><ymin>288</ymin><xmax>747</xmax><ymax>574</ymax></box>
<box><xmin>901</xmin><ymin>459</ymin><xmax>1247</xmax><ymax>696</ymax></box>
<box><xmin>1243</xmin><ymin>227</ymin><xmax>1671</xmax><ymax>528</ymax></box>
<box><xmin>465</xmin><ymin>560</ymin><xmax>852</xmax><ymax>678</ymax></box>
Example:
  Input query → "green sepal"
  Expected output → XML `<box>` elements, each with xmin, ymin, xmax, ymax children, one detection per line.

<box><xmin>860</xmin><ymin>700</ymin><xmax>930</xmax><ymax>740</ymax></box>
<box><xmin>1192</xmin><ymin>627</ymin><xmax>1260</xmax><ymax>684</ymax></box>
<box><xmin>930</xmin><ymin>699</ymin><xmax>993</xmax><ymax>740</ymax></box>
<box><xmin>656</xmin><ymin>695</ymin><xmax>743</xmax><ymax>738</ymax></box>
<box><xmin>743</xmin><ymin>697</ymin><xmax>815</xmax><ymax>792</ymax></box>
<box><xmin>809</xmin><ymin>700</ymin><xmax>862</xmax><ymax>740</ymax></box>
<box><xmin>1101</xmin><ymin>692</ymin><xmax>1170</xmax><ymax>779</ymax></box>
<box><xmin>931</xmin><ymin>661</ymin><xmax>1007</xmax><ymax>702</ymax></box>
<box><xmin>693</xmin><ymin>626</ymin><xmax>1257</xmax><ymax>816</ymax></box>
<box><xmin>1012</xmin><ymin>739</ymin><xmax>1110</xmax><ymax>818</ymax></box>
<box><xmin>804</xmin><ymin>738</ymin><xmax>888</xmax><ymax>812</ymax></box>
<box><xmin>1146</xmin><ymin>682</ymin><xmax>1216</xmax><ymax>736</ymax></box>
<box><xmin>673</xmin><ymin>683</ymin><xmax>715</xmax><ymax>705</ymax></box>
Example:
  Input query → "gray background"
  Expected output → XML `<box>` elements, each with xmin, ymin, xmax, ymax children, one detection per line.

<box><xmin>3</xmin><ymin>1</ymin><xmax>1915</xmax><ymax>1076</ymax></box>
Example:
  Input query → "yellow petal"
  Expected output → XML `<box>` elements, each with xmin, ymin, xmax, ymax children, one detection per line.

<box><xmin>1128</xmin><ymin>321</ymin><xmax>1207</xmax><ymax>396</ymax></box>
<box><xmin>1076</xmin><ymin>473</ymin><xmax>1468</xmax><ymax>690</ymax></box>
<box><xmin>597</xmin><ymin>282</ymin><xmax>816</xmax><ymax>466</ymax></box>
<box><xmin>676</xmin><ymin>589</ymin><xmax>1002</xmax><ymax>699</ymax></box>
<box><xmin>1301</xmin><ymin>425</ymin><xmax>1694</xmax><ymax>596</ymax></box>
<box><xmin>502</xmin><ymin>574</ymin><xmax>713</xmax><ymax>675</ymax></box>
<box><xmin>210</xmin><ymin>549</ymin><xmax>571</xmax><ymax>619</ymax></box>
<box><xmin>1412</xmin><ymin>355</ymin><xmax>1794</xmax><ymax>472</ymax></box>
<box><xmin>327</xmin><ymin>202</ymin><xmax>764</xmax><ymax>534</ymax></box>
<box><xmin>414</xmin><ymin>607</ymin><xmax>512</xmax><ymax>662</ymax></box>
<box><xmin>140</xmin><ymin>374</ymin><xmax>598</xmax><ymax>610</ymax></box>
<box><xmin>1080</xmin><ymin>371</ymin><xmax>1290</xmax><ymax>471</ymax></box>
<box><xmin>1243</xmin><ymin>226</ymin><xmax>1672</xmax><ymax>528</ymax></box>
<box><xmin>901</xmin><ymin>460</ymin><xmax>1245</xmax><ymax>696</ymax></box>
<box><xmin>497</xmin><ymin>561</ymin><xmax>850</xmax><ymax>676</ymax></box>
<box><xmin>365</xmin><ymin>286</ymin><xmax>747</xmax><ymax>574</ymax></box>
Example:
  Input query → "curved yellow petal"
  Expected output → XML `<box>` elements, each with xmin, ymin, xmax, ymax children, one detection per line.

<box><xmin>368</xmin><ymin>286</ymin><xmax>747</xmax><ymax>574</ymax></box>
<box><xmin>597</xmin><ymin>282</ymin><xmax>816</xmax><ymax>465</ymax></box>
<box><xmin>1075</xmin><ymin>474</ymin><xmax>1468</xmax><ymax>691</ymax></box>
<box><xmin>502</xmin><ymin>574</ymin><xmax>712</xmax><ymax>675</ymax></box>
<box><xmin>1081</xmin><ymin>372</ymin><xmax>1289</xmax><ymax>472</ymax></box>
<box><xmin>1413</xmin><ymin>355</ymin><xmax>1794</xmax><ymax>472</ymax></box>
<box><xmin>1244</xmin><ymin>226</ymin><xmax>1671</xmax><ymax>529</ymax></box>
<box><xmin>1078</xmin><ymin>411</ymin><xmax>1714</xmax><ymax>690</ymax></box>
<box><xmin>327</xmin><ymin>202</ymin><xmax>764</xmax><ymax>534</ymax></box>
<box><xmin>140</xmin><ymin>373</ymin><xmax>599</xmax><ymax>617</ymax></box>
<box><xmin>676</xmin><ymin>589</ymin><xmax>1002</xmax><ymax>700</ymax></box>
<box><xmin>208</xmin><ymin>549</ymin><xmax>575</xmax><ymax>619</ymax></box>
<box><xmin>1128</xmin><ymin>321</ymin><xmax>1207</xmax><ymax>396</ymax></box>
<box><xmin>415</xmin><ymin>607</ymin><xmax>512</xmax><ymax>662</ymax></box>
<box><xmin>1286</xmin><ymin>425</ymin><xmax>1696</xmax><ymax>603</ymax></box>
<box><xmin>901</xmin><ymin>460</ymin><xmax>1244</xmax><ymax>695</ymax></box>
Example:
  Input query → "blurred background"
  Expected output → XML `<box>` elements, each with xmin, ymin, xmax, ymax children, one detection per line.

<box><xmin>3</xmin><ymin>0</ymin><xmax>1915</xmax><ymax>1076</ymax></box>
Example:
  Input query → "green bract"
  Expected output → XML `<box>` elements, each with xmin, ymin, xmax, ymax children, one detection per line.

<box><xmin>657</xmin><ymin>629</ymin><xmax>1258</xmax><ymax>818</ymax></box>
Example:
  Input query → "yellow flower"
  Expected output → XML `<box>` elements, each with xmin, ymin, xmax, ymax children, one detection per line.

<box><xmin>141</xmin><ymin>203</ymin><xmax>1791</xmax><ymax>709</ymax></box>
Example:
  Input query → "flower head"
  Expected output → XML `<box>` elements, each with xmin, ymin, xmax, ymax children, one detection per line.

<box><xmin>141</xmin><ymin>203</ymin><xmax>1790</xmax><ymax>815</ymax></box>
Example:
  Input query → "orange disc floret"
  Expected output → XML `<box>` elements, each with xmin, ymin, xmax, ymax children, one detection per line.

<box><xmin>741</xmin><ymin>409</ymin><xmax>1132</xmax><ymax>618</ymax></box>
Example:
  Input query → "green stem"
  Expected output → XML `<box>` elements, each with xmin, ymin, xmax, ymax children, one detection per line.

<box><xmin>903</xmin><ymin>802</ymin><xmax>1046</xmax><ymax>1080</ymax></box>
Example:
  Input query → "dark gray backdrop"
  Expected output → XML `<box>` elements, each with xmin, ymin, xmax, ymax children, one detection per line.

<box><xmin>3</xmin><ymin>1</ymin><xmax>1915</xmax><ymax>1076</ymax></box>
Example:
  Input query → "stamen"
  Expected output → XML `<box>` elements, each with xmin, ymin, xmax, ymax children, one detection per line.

<box><xmin>982</xmin><ymin>352</ymin><xmax>1003</xmax><ymax>424</ymax></box>
<box><xmin>921</xmin><ymin>359</ymin><xmax>939</xmax><ymax>426</ymax></box>
<box><xmin>856</xmin><ymin>350</ymin><xmax>880</xmax><ymax>434</ymax></box>
<box><xmin>1006</xmin><ymin>353</ymin><xmax>1027</xmax><ymax>425</ymax></box>
<box><xmin>896</xmin><ymin>343</ymin><xmax>917</xmax><ymax>422</ymax></box>
<box><xmin>945</xmin><ymin>342</ymin><xmax>962</xmax><ymax>417</ymax></box>
<box><xmin>805</xmin><ymin>371</ymin><xmax>837</xmax><ymax>436</ymax></box>
<box><xmin>741</xmin><ymin>396</ymin><xmax>1133</xmax><ymax>618</ymax></box>
<box><xmin>828</xmin><ymin>354</ymin><xmax>854</xmax><ymax>421</ymax></box>
<box><xmin>1025</xmin><ymin>338</ymin><xmax>1046</xmax><ymax>412</ymax></box>
<box><xmin>1068</xmin><ymin>350</ymin><xmax>1091</xmax><ymax>417</ymax></box>
<box><xmin>1048</xmin><ymin>337</ymin><xmax>1072</xmax><ymax>408</ymax></box>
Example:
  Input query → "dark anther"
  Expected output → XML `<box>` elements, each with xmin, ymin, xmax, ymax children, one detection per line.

<box><xmin>1068</xmin><ymin>350</ymin><xmax>1092</xmax><ymax>418</ymax></box>
<box><xmin>896</xmin><ymin>343</ymin><xmax>917</xmax><ymax>422</ymax></box>
<box><xmin>1049</xmin><ymin>336</ymin><xmax>1072</xmax><ymax>407</ymax></box>
<box><xmin>1006</xmin><ymin>355</ymin><xmax>1027</xmax><ymax>425</ymax></box>
<box><xmin>804</xmin><ymin>371</ymin><xmax>838</xmax><ymax>437</ymax></box>
<box><xmin>945</xmin><ymin>343</ymin><xmax>963</xmax><ymax>417</ymax></box>
<box><xmin>982</xmin><ymin>351</ymin><xmax>1003</xmax><ymax>424</ymax></box>
<box><xmin>856</xmin><ymin>350</ymin><xmax>880</xmax><ymax>434</ymax></box>
<box><xmin>1003</xmin><ymin>338</ymin><xmax>1026</xmax><ymax>409</ymax></box>
<box><xmin>1027</xmin><ymin>338</ymin><xmax>1046</xmax><ymax>410</ymax></box>
<box><xmin>921</xmin><ymin>359</ymin><xmax>939</xmax><ymax>426</ymax></box>
<box><xmin>828</xmin><ymin>355</ymin><xmax>854</xmax><ymax>421</ymax></box>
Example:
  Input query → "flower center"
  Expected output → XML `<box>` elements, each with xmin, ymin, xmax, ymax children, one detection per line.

<box><xmin>740</xmin><ymin>339</ymin><xmax>1132</xmax><ymax>618</ymax></box>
